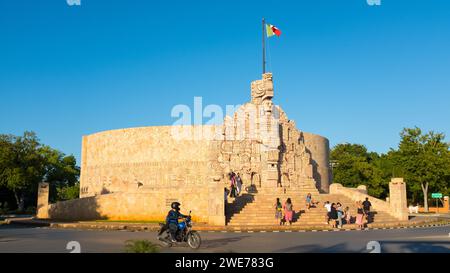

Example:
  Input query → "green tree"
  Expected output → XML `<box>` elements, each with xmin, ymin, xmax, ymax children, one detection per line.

<box><xmin>39</xmin><ymin>146</ymin><xmax>80</xmax><ymax>202</ymax></box>
<box><xmin>0</xmin><ymin>132</ymin><xmax>44</xmax><ymax>211</ymax></box>
<box><xmin>0</xmin><ymin>132</ymin><xmax>80</xmax><ymax>211</ymax></box>
<box><xmin>390</xmin><ymin>127</ymin><xmax>450</xmax><ymax>211</ymax></box>
<box><xmin>330</xmin><ymin>144</ymin><xmax>389</xmax><ymax>198</ymax></box>
<box><xmin>57</xmin><ymin>182</ymin><xmax>80</xmax><ymax>201</ymax></box>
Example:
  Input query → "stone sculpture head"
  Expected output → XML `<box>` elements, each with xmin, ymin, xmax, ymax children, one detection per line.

<box><xmin>251</xmin><ymin>73</ymin><xmax>274</xmax><ymax>105</ymax></box>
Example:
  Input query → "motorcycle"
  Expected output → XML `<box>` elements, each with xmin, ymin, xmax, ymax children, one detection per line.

<box><xmin>157</xmin><ymin>210</ymin><xmax>202</xmax><ymax>249</ymax></box>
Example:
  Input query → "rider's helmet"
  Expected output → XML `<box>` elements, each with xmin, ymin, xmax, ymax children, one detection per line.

<box><xmin>171</xmin><ymin>202</ymin><xmax>181</xmax><ymax>211</ymax></box>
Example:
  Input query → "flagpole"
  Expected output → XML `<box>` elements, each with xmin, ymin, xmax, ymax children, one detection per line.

<box><xmin>262</xmin><ymin>17</ymin><xmax>266</xmax><ymax>74</ymax></box>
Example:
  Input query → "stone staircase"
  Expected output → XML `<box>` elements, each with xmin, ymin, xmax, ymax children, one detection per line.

<box><xmin>226</xmin><ymin>186</ymin><xmax>400</xmax><ymax>227</ymax></box>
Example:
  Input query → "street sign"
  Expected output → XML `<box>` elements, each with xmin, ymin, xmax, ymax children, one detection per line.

<box><xmin>431</xmin><ymin>193</ymin><xmax>442</xmax><ymax>198</ymax></box>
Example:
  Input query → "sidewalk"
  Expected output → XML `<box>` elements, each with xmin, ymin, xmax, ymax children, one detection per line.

<box><xmin>3</xmin><ymin>216</ymin><xmax>449</xmax><ymax>232</ymax></box>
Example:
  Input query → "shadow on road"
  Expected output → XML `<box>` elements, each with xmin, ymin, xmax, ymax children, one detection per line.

<box><xmin>380</xmin><ymin>241</ymin><xmax>450</xmax><ymax>253</ymax></box>
<box><xmin>202</xmin><ymin>235</ymin><xmax>250</xmax><ymax>249</ymax></box>
<box><xmin>275</xmin><ymin>240</ymin><xmax>450</xmax><ymax>253</ymax></box>
<box><xmin>274</xmin><ymin>242</ymin><xmax>359</xmax><ymax>253</ymax></box>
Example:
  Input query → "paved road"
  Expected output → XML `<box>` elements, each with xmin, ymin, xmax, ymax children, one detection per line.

<box><xmin>0</xmin><ymin>225</ymin><xmax>449</xmax><ymax>253</ymax></box>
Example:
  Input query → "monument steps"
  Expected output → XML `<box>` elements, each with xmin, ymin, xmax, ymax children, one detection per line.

<box><xmin>226</xmin><ymin>188</ymin><xmax>399</xmax><ymax>226</ymax></box>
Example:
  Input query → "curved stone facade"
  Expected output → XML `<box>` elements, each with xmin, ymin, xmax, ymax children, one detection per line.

<box><xmin>302</xmin><ymin>132</ymin><xmax>331</xmax><ymax>193</ymax></box>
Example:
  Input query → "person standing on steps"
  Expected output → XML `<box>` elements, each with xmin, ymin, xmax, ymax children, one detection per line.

<box><xmin>336</xmin><ymin>202</ymin><xmax>344</xmax><ymax>228</ymax></box>
<box><xmin>324</xmin><ymin>201</ymin><xmax>332</xmax><ymax>225</ymax></box>
<box><xmin>229</xmin><ymin>172</ymin><xmax>237</xmax><ymax>198</ymax></box>
<box><xmin>236</xmin><ymin>173</ymin><xmax>243</xmax><ymax>196</ymax></box>
<box><xmin>329</xmin><ymin>203</ymin><xmax>339</xmax><ymax>228</ymax></box>
<box><xmin>344</xmin><ymin>206</ymin><xmax>351</xmax><ymax>224</ymax></box>
<box><xmin>356</xmin><ymin>201</ymin><xmax>366</xmax><ymax>230</ymax></box>
<box><xmin>274</xmin><ymin>198</ymin><xmax>283</xmax><ymax>225</ymax></box>
<box><xmin>283</xmin><ymin>198</ymin><xmax>294</xmax><ymax>225</ymax></box>
<box><xmin>306</xmin><ymin>193</ymin><xmax>312</xmax><ymax>210</ymax></box>
<box><xmin>362</xmin><ymin>197</ymin><xmax>372</xmax><ymax>223</ymax></box>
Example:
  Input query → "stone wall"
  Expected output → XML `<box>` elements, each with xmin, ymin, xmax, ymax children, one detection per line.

<box><xmin>45</xmin><ymin>183</ymin><xmax>225</xmax><ymax>225</ymax></box>
<box><xmin>329</xmin><ymin>180</ymin><xmax>409</xmax><ymax>221</ymax></box>
<box><xmin>80</xmin><ymin>125</ymin><xmax>221</xmax><ymax>197</ymax></box>
<box><xmin>69</xmin><ymin>125</ymin><xmax>226</xmax><ymax>225</ymax></box>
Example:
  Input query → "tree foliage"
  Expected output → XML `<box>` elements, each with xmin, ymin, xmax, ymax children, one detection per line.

<box><xmin>331</xmin><ymin>127</ymin><xmax>450</xmax><ymax>209</ymax></box>
<box><xmin>330</xmin><ymin>143</ymin><xmax>389</xmax><ymax>198</ymax></box>
<box><xmin>0</xmin><ymin>132</ymin><xmax>80</xmax><ymax>212</ymax></box>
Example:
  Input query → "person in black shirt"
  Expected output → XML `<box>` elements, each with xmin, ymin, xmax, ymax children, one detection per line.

<box><xmin>161</xmin><ymin>202</ymin><xmax>188</xmax><ymax>243</ymax></box>
<box><xmin>329</xmin><ymin>203</ymin><xmax>338</xmax><ymax>228</ymax></box>
<box><xmin>362</xmin><ymin>198</ymin><xmax>372</xmax><ymax>223</ymax></box>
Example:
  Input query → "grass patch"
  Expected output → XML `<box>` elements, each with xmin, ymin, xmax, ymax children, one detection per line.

<box><xmin>124</xmin><ymin>240</ymin><xmax>160</xmax><ymax>253</ymax></box>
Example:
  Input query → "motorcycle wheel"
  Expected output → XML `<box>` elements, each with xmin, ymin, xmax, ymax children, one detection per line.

<box><xmin>187</xmin><ymin>231</ymin><xmax>201</xmax><ymax>249</ymax></box>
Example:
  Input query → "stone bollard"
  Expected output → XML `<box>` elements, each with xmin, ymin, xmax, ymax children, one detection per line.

<box><xmin>444</xmin><ymin>196</ymin><xmax>449</xmax><ymax>212</ymax></box>
<box><xmin>389</xmin><ymin>178</ymin><xmax>408</xmax><ymax>221</ymax></box>
<box><xmin>37</xmin><ymin>182</ymin><xmax>50</xmax><ymax>219</ymax></box>
<box><xmin>357</xmin><ymin>185</ymin><xmax>367</xmax><ymax>194</ymax></box>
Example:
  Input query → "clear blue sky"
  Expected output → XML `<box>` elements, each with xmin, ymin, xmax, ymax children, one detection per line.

<box><xmin>1</xmin><ymin>0</ymin><xmax>449</xmax><ymax>164</ymax></box>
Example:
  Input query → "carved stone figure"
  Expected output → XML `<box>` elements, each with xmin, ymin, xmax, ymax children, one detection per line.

<box><xmin>251</xmin><ymin>73</ymin><xmax>274</xmax><ymax>105</ymax></box>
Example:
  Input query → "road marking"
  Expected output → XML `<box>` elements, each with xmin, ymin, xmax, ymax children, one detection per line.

<box><xmin>247</xmin><ymin>231</ymin><xmax>254</xmax><ymax>233</ymax></box>
<box><xmin>312</xmin><ymin>230</ymin><xmax>317</xmax><ymax>232</ymax></box>
<box><xmin>273</xmin><ymin>230</ymin><xmax>279</xmax><ymax>233</ymax></box>
<box><xmin>285</xmin><ymin>230</ymin><xmax>292</xmax><ymax>233</ymax></box>
<box><xmin>260</xmin><ymin>230</ymin><xmax>266</xmax><ymax>233</ymax></box>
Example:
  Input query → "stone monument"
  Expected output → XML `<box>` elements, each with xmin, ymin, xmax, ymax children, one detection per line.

<box><xmin>38</xmin><ymin>73</ymin><xmax>332</xmax><ymax>224</ymax></box>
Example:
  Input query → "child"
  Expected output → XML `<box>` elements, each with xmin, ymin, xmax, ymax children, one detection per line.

<box><xmin>274</xmin><ymin>198</ymin><xmax>283</xmax><ymax>225</ymax></box>
<box><xmin>344</xmin><ymin>206</ymin><xmax>351</xmax><ymax>224</ymax></box>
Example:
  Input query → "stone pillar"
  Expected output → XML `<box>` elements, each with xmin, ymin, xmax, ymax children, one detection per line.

<box><xmin>444</xmin><ymin>196</ymin><xmax>449</xmax><ymax>212</ymax></box>
<box><xmin>207</xmin><ymin>179</ymin><xmax>226</xmax><ymax>226</ymax></box>
<box><xmin>261</xmin><ymin>149</ymin><xmax>279</xmax><ymax>188</ymax></box>
<box><xmin>37</xmin><ymin>182</ymin><xmax>50</xmax><ymax>219</ymax></box>
<box><xmin>389</xmin><ymin>178</ymin><xmax>408</xmax><ymax>221</ymax></box>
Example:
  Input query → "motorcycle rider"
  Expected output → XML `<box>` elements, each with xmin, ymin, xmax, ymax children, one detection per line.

<box><xmin>159</xmin><ymin>202</ymin><xmax>188</xmax><ymax>243</ymax></box>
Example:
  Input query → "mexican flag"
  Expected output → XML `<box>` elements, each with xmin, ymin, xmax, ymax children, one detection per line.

<box><xmin>266</xmin><ymin>23</ymin><xmax>281</xmax><ymax>37</ymax></box>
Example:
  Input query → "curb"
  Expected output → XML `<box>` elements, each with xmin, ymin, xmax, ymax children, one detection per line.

<box><xmin>4</xmin><ymin>219</ymin><xmax>450</xmax><ymax>233</ymax></box>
